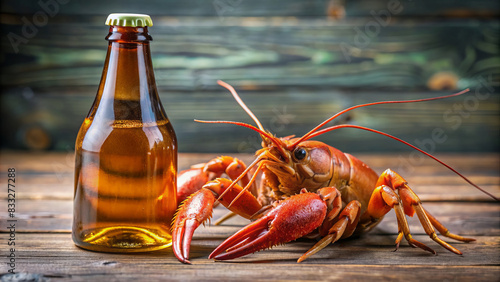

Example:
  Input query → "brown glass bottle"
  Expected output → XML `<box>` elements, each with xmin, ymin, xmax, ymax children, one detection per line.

<box><xmin>73</xmin><ymin>14</ymin><xmax>177</xmax><ymax>252</ymax></box>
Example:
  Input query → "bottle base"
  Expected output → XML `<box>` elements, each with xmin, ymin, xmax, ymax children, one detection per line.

<box><xmin>73</xmin><ymin>226</ymin><xmax>172</xmax><ymax>253</ymax></box>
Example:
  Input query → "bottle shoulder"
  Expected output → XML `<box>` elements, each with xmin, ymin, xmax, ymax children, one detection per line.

<box><xmin>76</xmin><ymin>118</ymin><xmax>176</xmax><ymax>153</ymax></box>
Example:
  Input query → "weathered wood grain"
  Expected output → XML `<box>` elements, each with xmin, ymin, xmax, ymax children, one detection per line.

<box><xmin>1</xmin><ymin>13</ymin><xmax>499</xmax><ymax>152</ymax></box>
<box><xmin>1</xmin><ymin>198</ymin><xmax>499</xmax><ymax>236</ymax></box>
<box><xmin>0</xmin><ymin>0</ymin><xmax>498</xmax><ymax>17</ymax></box>
<box><xmin>1</xmin><ymin>265</ymin><xmax>499</xmax><ymax>282</ymax></box>
<box><xmin>4</xmin><ymin>179</ymin><xmax>498</xmax><ymax>202</ymax></box>
<box><xmin>0</xmin><ymin>152</ymin><xmax>499</xmax><ymax>280</ymax></box>
<box><xmin>1</xmin><ymin>152</ymin><xmax>499</xmax><ymax>202</ymax></box>
<box><xmin>2</xmin><ymin>18</ymin><xmax>498</xmax><ymax>91</ymax></box>
<box><xmin>3</xmin><ymin>152</ymin><xmax>500</xmax><ymax>174</ymax></box>
<box><xmin>2</xmin><ymin>88</ymin><xmax>499</xmax><ymax>152</ymax></box>
<box><xmin>0</xmin><ymin>233</ymin><xmax>499</xmax><ymax>281</ymax></box>
<box><xmin>1</xmin><ymin>153</ymin><xmax>499</xmax><ymax>235</ymax></box>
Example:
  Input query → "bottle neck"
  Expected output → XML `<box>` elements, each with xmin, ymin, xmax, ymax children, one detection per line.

<box><xmin>93</xmin><ymin>26</ymin><xmax>167</xmax><ymax>123</ymax></box>
<box><xmin>103</xmin><ymin>41</ymin><xmax>153</xmax><ymax>101</ymax></box>
<box><xmin>102</xmin><ymin>26</ymin><xmax>155</xmax><ymax>102</ymax></box>
<box><xmin>106</xmin><ymin>26</ymin><xmax>153</xmax><ymax>42</ymax></box>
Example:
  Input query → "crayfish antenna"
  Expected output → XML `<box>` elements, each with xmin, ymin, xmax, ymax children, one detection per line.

<box><xmin>206</xmin><ymin>81</ymin><xmax>291</xmax><ymax>160</ymax></box>
<box><xmin>287</xmin><ymin>88</ymin><xmax>498</xmax><ymax>201</ymax></box>
<box><xmin>217</xmin><ymin>80</ymin><xmax>265</xmax><ymax>132</ymax></box>
<box><xmin>289</xmin><ymin>89</ymin><xmax>471</xmax><ymax>150</ymax></box>
<box><xmin>195</xmin><ymin>120</ymin><xmax>288</xmax><ymax>158</ymax></box>
<box><xmin>306</xmin><ymin>124</ymin><xmax>499</xmax><ymax>202</ymax></box>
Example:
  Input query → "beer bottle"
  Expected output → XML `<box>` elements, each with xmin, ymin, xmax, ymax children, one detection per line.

<box><xmin>73</xmin><ymin>13</ymin><xmax>177</xmax><ymax>252</ymax></box>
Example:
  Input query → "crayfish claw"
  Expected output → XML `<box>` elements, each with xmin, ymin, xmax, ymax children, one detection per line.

<box><xmin>209</xmin><ymin>193</ymin><xmax>327</xmax><ymax>261</ymax></box>
<box><xmin>172</xmin><ymin>218</ymin><xmax>199</xmax><ymax>264</ymax></box>
<box><xmin>172</xmin><ymin>189</ymin><xmax>217</xmax><ymax>264</ymax></box>
<box><xmin>209</xmin><ymin>217</ymin><xmax>270</xmax><ymax>260</ymax></box>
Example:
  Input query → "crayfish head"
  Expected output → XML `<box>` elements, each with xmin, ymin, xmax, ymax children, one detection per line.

<box><xmin>260</xmin><ymin>138</ymin><xmax>334</xmax><ymax>197</ymax></box>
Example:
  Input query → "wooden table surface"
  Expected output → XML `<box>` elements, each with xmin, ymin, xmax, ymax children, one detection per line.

<box><xmin>1</xmin><ymin>151</ymin><xmax>499</xmax><ymax>281</ymax></box>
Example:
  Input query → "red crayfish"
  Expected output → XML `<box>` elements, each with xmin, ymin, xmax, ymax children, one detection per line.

<box><xmin>172</xmin><ymin>81</ymin><xmax>497</xmax><ymax>264</ymax></box>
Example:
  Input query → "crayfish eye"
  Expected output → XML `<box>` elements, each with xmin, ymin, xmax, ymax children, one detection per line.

<box><xmin>293</xmin><ymin>147</ymin><xmax>307</xmax><ymax>161</ymax></box>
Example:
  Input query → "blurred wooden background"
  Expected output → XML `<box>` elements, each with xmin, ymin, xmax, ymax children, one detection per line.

<box><xmin>0</xmin><ymin>0</ymin><xmax>499</xmax><ymax>153</ymax></box>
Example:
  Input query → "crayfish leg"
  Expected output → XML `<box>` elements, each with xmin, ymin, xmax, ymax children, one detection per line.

<box><xmin>297</xmin><ymin>199</ymin><xmax>361</xmax><ymax>263</ymax></box>
<box><xmin>367</xmin><ymin>169</ymin><xmax>474</xmax><ymax>256</ymax></box>
<box><xmin>424</xmin><ymin>208</ymin><xmax>475</xmax><ymax>243</ymax></box>
<box><xmin>177</xmin><ymin>156</ymin><xmax>252</xmax><ymax>204</ymax></box>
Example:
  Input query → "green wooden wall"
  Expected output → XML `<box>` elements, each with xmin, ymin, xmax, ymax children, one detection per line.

<box><xmin>1</xmin><ymin>0</ymin><xmax>499</xmax><ymax>153</ymax></box>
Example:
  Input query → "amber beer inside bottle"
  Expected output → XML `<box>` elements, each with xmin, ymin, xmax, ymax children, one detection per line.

<box><xmin>73</xmin><ymin>14</ymin><xmax>177</xmax><ymax>252</ymax></box>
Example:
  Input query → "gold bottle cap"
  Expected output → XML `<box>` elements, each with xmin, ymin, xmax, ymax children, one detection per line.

<box><xmin>105</xmin><ymin>13</ymin><xmax>153</xmax><ymax>27</ymax></box>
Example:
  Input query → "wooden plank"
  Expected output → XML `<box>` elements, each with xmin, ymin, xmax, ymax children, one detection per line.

<box><xmin>0</xmin><ymin>233</ymin><xmax>498</xmax><ymax>281</ymax></box>
<box><xmin>0</xmin><ymin>233</ymin><xmax>497</xmax><ymax>267</ymax></box>
<box><xmin>1</xmin><ymin>198</ymin><xmax>498</xmax><ymax>236</ymax></box>
<box><xmin>1</xmin><ymin>173</ymin><xmax>498</xmax><ymax>202</ymax></box>
<box><xmin>1</xmin><ymin>89</ymin><xmax>499</xmax><ymax>152</ymax></box>
<box><xmin>1</xmin><ymin>15</ymin><xmax>499</xmax><ymax>152</ymax></box>
<box><xmin>0</xmin><ymin>152</ymin><xmax>498</xmax><ymax>280</ymax></box>
<box><xmin>345</xmin><ymin>0</ymin><xmax>500</xmax><ymax>18</ymax></box>
<box><xmin>1</xmin><ymin>152</ymin><xmax>499</xmax><ymax>201</ymax></box>
<box><xmin>4</xmin><ymin>152</ymin><xmax>498</xmax><ymax>174</ymax></box>
<box><xmin>2</xmin><ymin>18</ymin><xmax>498</xmax><ymax>91</ymax></box>
<box><xmin>1</xmin><ymin>265</ymin><xmax>498</xmax><ymax>282</ymax></box>
<box><xmin>0</xmin><ymin>152</ymin><xmax>252</xmax><ymax>173</ymax></box>
<box><xmin>0</xmin><ymin>0</ymin><xmax>498</xmax><ymax>17</ymax></box>
<box><xmin>2</xmin><ymin>180</ymin><xmax>499</xmax><ymax>202</ymax></box>
<box><xmin>3</xmin><ymin>232</ymin><xmax>500</xmax><ymax>265</ymax></box>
